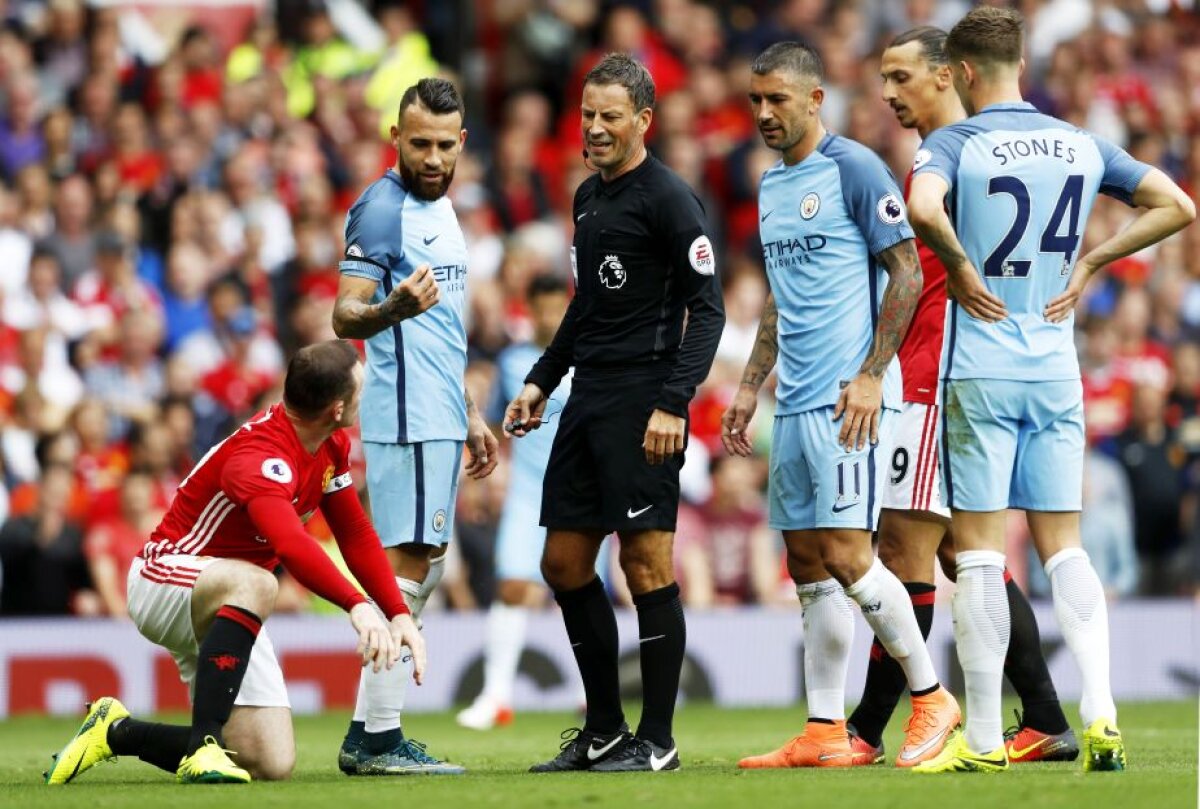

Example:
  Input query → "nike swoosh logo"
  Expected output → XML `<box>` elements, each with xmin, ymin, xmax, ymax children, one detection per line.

<box><xmin>587</xmin><ymin>736</ymin><xmax>623</xmax><ymax>761</ymax></box>
<box><xmin>576</xmin><ymin>212</ymin><xmax>590</xmax><ymax>221</ymax></box>
<box><xmin>423</xmin><ymin>235</ymin><xmax>439</xmax><ymax>245</ymax></box>
<box><xmin>831</xmin><ymin>502</ymin><xmax>858</xmax><ymax>513</ymax></box>
<box><xmin>817</xmin><ymin>752</ymin><xmax>851</xmax><ymax>762</ymax></box>
<box><xmin>899</xmin><ymin>727</ymin><xmax>952</xmax><ymax>761</ymax></box>
<box><xmin>650</xmin><ymin>748</ymin><xmax>677</xmax><ymax>770</ymax></box>
<box><xmin>627</xmin><ymin>505</ymin><xmax>653</xmax><ymax>518</ymax></box>
<box><xmin>1009</xmin><ymin>738</ymin><xmax>1047</xmax><ymax>759</ymax></box>
<box><xmin>639</xmin><ymin>634</ymin><xmax>666</xmax><ymax>644</ymax></box>
<box><xmin>760</xmin><ymin>209</ymin><xmax>774</xmax><ymax>222</ymax></box>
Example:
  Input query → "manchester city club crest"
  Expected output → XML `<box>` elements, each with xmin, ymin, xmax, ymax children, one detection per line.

<box><xmin>599</xmin><ymin>254</ymin><xmax>626</xmax><ymax>289</ymax></box>
<box><xmin>800</xmin><ymin>192</ymin><xmax>820</xmax><ymax>220</ymax></box>
<box><xmin>433</xmin><ymin>509</ymin><xmax>447</xmax><ymax>532</ymax></box>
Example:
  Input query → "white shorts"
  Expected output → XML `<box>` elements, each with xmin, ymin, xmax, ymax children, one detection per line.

<box><xmin>880</xmin><ymin>402</ymin><xmax>949</xmax><ymax>518</ymax></box>
<box><xmin>127</xmin><ymin>556</ymin><xmax>290</xmax><ymax>708</ymax></box>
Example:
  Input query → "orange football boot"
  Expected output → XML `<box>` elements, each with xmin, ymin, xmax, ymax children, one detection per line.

<box><xmin>739</xmin><ymin>720</ymin><xmax>863</xmax><ymax>769</ymax></box>
<box><xmin>895</xmin><ymin>687</ymin><xmax>962</xmax><ymax>767</ymax></box>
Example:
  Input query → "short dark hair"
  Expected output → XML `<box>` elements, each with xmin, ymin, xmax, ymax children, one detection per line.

<box><xmin>751</xmin><ymin>41</ymin><xmax>824</xmax><ymax>83</ymax></box>
<box><xmin>888</xmin><ymin>26</ymin><xmax>949</xmax><ymax>67</ymax></box>
<box><xmin>284</xmin><ymin>340</ymin><xmax>359</xmax><ymax>418</ymax></box>
<box><xmin>398</xmin><ymin>78</ymin><xmax>465</xmax><ymax>120</ymax></box>
<box><xmin>583</xmin><ymin>53</ymin><xmax>656</xmax><ymax>111</ymax></box>
<box><xmin>527</xmin><ymin>273</ymin><xmax>567</xmax><ymax>302</ymax></box>
<box><xmin>946</xmin><ymin>7</ymin><xmax>1024</xmax><ymax>66</ymax></box>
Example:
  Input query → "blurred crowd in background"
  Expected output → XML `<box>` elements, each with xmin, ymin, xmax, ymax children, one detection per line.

<box><xmin>0</xmin><ymin>0</ymin><xmax>1197</xmax><ymax>618</ymax></box>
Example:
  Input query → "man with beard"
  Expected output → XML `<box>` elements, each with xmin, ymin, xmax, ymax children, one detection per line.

<box><xmin>332</xmin><ymin>77</ymin><xmax>499</xmax><ymax>776</ymax></box>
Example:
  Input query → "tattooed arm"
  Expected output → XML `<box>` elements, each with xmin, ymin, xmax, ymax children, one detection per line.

<box><xmin>859</xmin><ymin>239</ymin><xmax>922</xmax><ymax>378</ymax></box>
<box><xmin>721</xmin><ymin>292</ymin><xmax>778</xmax><ymax>456</ymax></box>
<box><xmin>833</xmin><ymin>238</ymin><xmax>922</xmax><ymax>451</ymax></box>
<box><xmin>332</xmin><ymin>266</ymin><xmax>440</xmax><ymax>340</ymax></box>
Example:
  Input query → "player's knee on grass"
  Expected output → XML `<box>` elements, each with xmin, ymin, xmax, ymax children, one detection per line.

<box><xmin>253</xmin><ymin>749</ymin><xmax>295</xmax><ymax>781</ymax></box>
<box><xmin>240</xmin><ymin>745</ymin><xmax>295</xmax><ymax>781</ymax></box>
<box><xmin>226</xmin><ymin>707</ymin><xmax>294</xmax><ymax>780</ymax></box>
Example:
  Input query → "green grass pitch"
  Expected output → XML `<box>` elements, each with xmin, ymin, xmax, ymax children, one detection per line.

<box><xmin>1</xmin><ymin>701</ymin><xmax>1195</xmax><ymax>808</ymax></box>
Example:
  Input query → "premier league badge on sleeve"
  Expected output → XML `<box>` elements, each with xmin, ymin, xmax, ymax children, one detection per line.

<box><xmin>876</xmin><ymin>193</ymin><xmax>905</xmax><ymax>225</ymax></box>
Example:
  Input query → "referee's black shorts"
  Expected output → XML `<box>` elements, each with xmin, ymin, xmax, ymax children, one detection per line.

<box><xmin>540</xmin><ymin>368</ymin><xmax>685</xmax><ymax>534</ymax></box>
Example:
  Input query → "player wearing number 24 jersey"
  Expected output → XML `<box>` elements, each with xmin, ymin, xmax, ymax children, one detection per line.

<box><xmin>907</xmin><ymin>7</ymin><xmax>1193</xmax><ymax>774</ymax></box>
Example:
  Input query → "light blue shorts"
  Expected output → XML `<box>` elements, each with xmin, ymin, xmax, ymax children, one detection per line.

<box><xmin>495</xmin><ymin>491</ymin><xmax>545</xmax><ymax>582</ymax></box>
<box><xmin>494</xmin><ymin>485</ymin><xmax>611</xmax><ymax>584</ymax></box>
<box><xmin>363</xmin><ymin>440</ymin><xmax>463</xmax><ymax>546</ymax></box>
<box><xmin>941</xmin><ymin>379</ymin><xmax>1084</xmax><ymax>512</ymax></box>
<box><xmin>768</xmin><ymin>407</ymin><xmax>894</xmax><ymax>532</ymax></box>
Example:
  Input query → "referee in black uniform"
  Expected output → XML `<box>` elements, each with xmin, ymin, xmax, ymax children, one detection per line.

<box><xmin>505</xmin><ymin>53</ymin><xmax>725</xmax><ymax>773</ymax></box>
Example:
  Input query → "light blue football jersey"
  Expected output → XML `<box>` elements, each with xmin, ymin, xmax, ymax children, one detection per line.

<box><xmin>339</xmin><ymin>170</ymin><xmax>469</xmax><ymax>444</ymax></box>
<box><xmin>489</xmin><ymin>342</ymin><xmax>572</xmax><ymax>489</ymax></box>
<box><xmin>758</xmin><ymin>133</ymin><xmax>912</xmax><ymax>415</ymax></box>
<box><xmin>914</xmin><ymin>102</ymin><xmax>1151</xmax><ymax>382</ymax></box>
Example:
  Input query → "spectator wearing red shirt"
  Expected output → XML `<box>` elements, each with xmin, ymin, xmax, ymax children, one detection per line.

<box><xmin>677</xmin><ymin>455</ymin><xmax>778</xmax><ymax>607</ymax></box>
<box><xmin>85</xmin><ymin>469</ymin><xmax>165</xmax><ymax>617</ymax></box>
<box><xmin>72</xmin><ymin>231</ymin><xmax>163</xmax><ymax>353</ymax></box>
<box><xmin>200</xmin><ymin>307</ymin><xmax>277</xmax><ymax>419</ymax></box>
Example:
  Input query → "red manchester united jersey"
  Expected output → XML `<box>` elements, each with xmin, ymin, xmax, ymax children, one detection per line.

<box><xmin>899</xmin><ymin>168</ymin><xmax>948</xmax><ymax>405</ymax></box>
<box><xmin>142</xmin><ymin>403</ymin><xmax>354</xmax><ymax>569</ymax></box>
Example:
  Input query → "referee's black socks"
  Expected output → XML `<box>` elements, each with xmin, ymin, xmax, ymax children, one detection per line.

<box><xmin>555</xmin><ymin>577</ymin><xmax>625</xmax><ymax>735</ymax></box>
<box><xmin>633</xmin><ymin>582</ymin><xmax>685</xmax><ymax>749</ymax></box>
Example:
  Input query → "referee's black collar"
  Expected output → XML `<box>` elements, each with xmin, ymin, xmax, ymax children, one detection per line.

<box><xmin>596</xmin><ymin>152</ymin><xmax>656</xmax><ymax>197</ymax></box>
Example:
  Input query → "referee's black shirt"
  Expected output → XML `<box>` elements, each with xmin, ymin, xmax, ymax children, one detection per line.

<box><xmin>526</xmin><ymin>154</ymin><xmax>725</xmax><ymax>417</ymax></box>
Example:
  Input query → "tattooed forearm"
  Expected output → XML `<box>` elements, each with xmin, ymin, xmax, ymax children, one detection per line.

<box><xmin>740</xmin><ymin>292</ymin><xmax>779</xmax><ymax>390</ymax></box>
<box><xmin>859</xmin><ymin>239</ymin><xmax>922</xmax><ymax>379</ymax></box>
<box><xmin>333</xmin><ymin>295</ymin><xmax>392</xmax><ymax>339</ymax></box>
<box><xmin>464</xmin><ymin>388</ymin><xmax>477</xmax><ymax>415</ymax></box>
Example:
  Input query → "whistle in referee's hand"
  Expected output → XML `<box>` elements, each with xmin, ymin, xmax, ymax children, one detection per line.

<box><xmin>505</xmin><ymin>420</ymin><xmax>524</xmax><ymax>434</ymax></box>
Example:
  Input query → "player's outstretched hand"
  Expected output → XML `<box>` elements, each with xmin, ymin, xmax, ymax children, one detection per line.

<box><xmin>946</xmin><ymin>264</ymin><xmax>1007</xmax><ymax>323</ymax></box>
<box><xmin>1044</xmin><ymin>258</ymin><xmax>1094</xmax><ymax>323</ymax></box>
<box><xmin>465</xmin><ymin>414</ymin><xmax>499</xmax><ymax>479</ymax></box>
<box><xmin>383</xmin><ymin>263</ymin><xmax>440</xmax><ymax>323</ymax></box>
<box><xmin>349</xmin><ymin>602</ymin><xmax>398</xmax><ymax>673</ymax></box>
<box><xmin>644</xmin><ymin>409</ymin><xmax>686</xmax><ymax>465</ymax></box>
<box><xmin>833</xmin><ymin>373</ymin><xmax>882</xmax><ymax>452</ymax></box>
<box><xmin>721</xmin><ymin>385</ymin><xmax>759</xmax><ymax>457</ymax></box>
<box><xmin>503</xmin><ymin>383</ymin><xmax>548</xmax><ymax>438</ymax></box>
<box><xmin>389</xmin><ymin>613</ymin><xmax>427</xmax><ymax>685</ymax></box>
